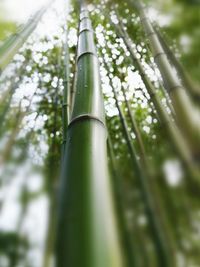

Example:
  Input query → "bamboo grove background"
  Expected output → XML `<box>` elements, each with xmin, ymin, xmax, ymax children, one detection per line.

<box><xmin>0</xmin><ymin>0</ymin><xmax>200</xmax><ymax>266</ymax></box>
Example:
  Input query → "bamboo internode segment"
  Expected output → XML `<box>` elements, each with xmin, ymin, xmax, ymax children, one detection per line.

<box><xmin>56</xmin><ymin>5</ymin><xmax>124</xmax><ymax>267</ymax></box>
<box><xmin>0</xmin><ymin>0</ymin><xmax>54</xmax><ymax>72</ymax></box>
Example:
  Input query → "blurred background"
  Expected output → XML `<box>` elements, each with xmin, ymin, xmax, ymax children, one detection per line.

<box><xmin>0</xmin><ymin>0</ymin><xmax>200</xmax><ymax>266</ymax></box>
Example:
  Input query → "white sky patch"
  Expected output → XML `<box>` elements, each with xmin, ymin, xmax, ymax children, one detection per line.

<box><xmin>163</xmin><ymin>159</ymin><xmax>183</xmax><ymax>186</ymax></box>
<box><xmin>22</xmin><ymin>195</ymin><xmax>49</xmax><ymax>267</ymax></box>
<box><xmin>0</xmin><ymin>0</ymin><xmax>49</xmax><ymax>23</ymax></box>
<box><xmin>147</xmin><ymin>7</ymin><xmax>173</xmax><ymax>27</ymax></box>
<box><xmin>180</xmin><ymin>34</ymin><xmax>192</xmax><ymax>53</ymax></box>
<box><xmin>126</xmin><ymin>68</ymin><xmax>144</xmax><ymax>93</ymax></box>
<box><xmin>0</xmin><ymin>164</ymin><xmax>30</xmax><ymax>231</ymax></box>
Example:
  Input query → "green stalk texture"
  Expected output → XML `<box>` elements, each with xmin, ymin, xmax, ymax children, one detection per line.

<box><xmin>62</xmin><ymin>29</ymin><xmax>70</xmax><ymax>128</ymax></box>
<box><xmin>103</xmin><ymin>59</ymin><xmax>173</xmax><ymax>267</ymax></box>
<box><xmin>113</xmin><ymin>20</ymin><xmax>200</xmax><ymax>183</ymax></box>
<box><xmin>70</xmin><ymin>11</ymin><xmax>80</xmax><ymax>115</ymax></box>
<box><xmin>70</xmin><ymin>23</ymin><xmax>79</xmax><ymax>114</ymax></box>
<box><xmin>154</xmin><ymin>26</ymin><xmax>200</xmax><ymax>102</ymax></box>
<box><xmin>0</xmin><ymin>0</ymin><xmax>54</xmax><ymax>72</ymax></box>
<box><xmin>62</xmin><ymin>32</ymin><xmax>70</xmax><ymax>156</ymax></box>
<box><xmin>62</xmin><ymin>0</ymin><xmax>71</xmax><ymax>148</ymax></box>
<box><xmin>134</xmin><ymin>0</ymin><xmax>200</xmax><ymax>152</ymax></box>
<box><xmin>56</xmin><ymin>5</ymin><xmax>124</xmax><ymax>267</ymax></box>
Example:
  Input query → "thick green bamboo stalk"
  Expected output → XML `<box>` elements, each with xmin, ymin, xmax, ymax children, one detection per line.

<box><xmin>134</xmin><ymin>0</ymin><xmax>200</xmax><ymax>152</ymax></box>
<box><xmin>112</xmin><ymin>19</ymin><xmax>200</xmax><ymax>183</ymax></box>
<box><xmin>0</xmin><ymin>0</ymin><xmax>54</xmax><ymax>72</ymax></box>
<box><xmin>154</xmin><ymin>25</ymin><xmax>200</xmax><ymax>102</ymax></box>
<box><xmin>103</xmin><ymin>58</ymin><xmax>173</xmax><ymax>267</ymax></box>
<box><xmin>56</xmin><ymin>5</ymin><xmax>124</xmax><ymax>267</ymax></box>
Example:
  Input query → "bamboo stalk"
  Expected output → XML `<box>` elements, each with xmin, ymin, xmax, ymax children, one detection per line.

<box><xmin>43</xmin><ymin>49</ymin><xmax>62</xmax><ymax>267</ymax></box>
<box><xmin>103</xmin><ymin>56</ymin><xmax>173</xmax><ymax>267</ymax></box>
<box><xmin>111</xmin><ymin>18</ymin><xmax>200</xmax><ymax>184</ymax></box>
<box><xmin>62</xmin><ymin>0</ymin><xmax>71</xmax><ymax>142</ymax></box>
<box><xmin>70</xmin><ymin>21</ymin><xmax>80</xmax><ymax>116</ymax></box>
<box><xmin>107</xmin><ymin>132</ymin><xmax>138</xmax><ymax>267</ymax></box>
<box><xmin>0</xmin><ymin>0</ymin><xmax>54</xmax><ymax>72</ymax></box>
<box><xmin>133</xmin><ymin>0</ymin><xmax>200</xmax><ymax>153</ymax></box>
<box><xmin>56</xmin><ymin>4</ymin><xmax>124</xmax><ymax>267</ymax></box>
<box><xmin>121</xmin><ymin>85</ymin><xmax>147</xmax><ymax>167</ymax></box>
<box><xmin>153</xmin><ymin>25</ymin><xmax>200</xmax><ymax>102</ymax></box>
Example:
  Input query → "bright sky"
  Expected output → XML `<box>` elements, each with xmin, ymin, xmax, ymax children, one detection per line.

<box><xmin>0</xmin><ymin>0</ymin><xmax>49</xmax><ymax>22</ymax></box>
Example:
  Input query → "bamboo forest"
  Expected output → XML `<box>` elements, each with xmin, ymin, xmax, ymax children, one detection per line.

<box><xmin>0</xmin><ymin>0</ymin><xmax>200</xmax><ymax>266</ymax></box>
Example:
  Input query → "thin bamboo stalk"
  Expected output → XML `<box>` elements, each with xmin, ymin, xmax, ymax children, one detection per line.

<box><xmin>70</xmin><ymin>22</ymin><xmax>80</xmax><ymax>116</ymax></box>
<box><xmin>112</xmin><ymin>18</ymin><xmax>200</xmax><ymax>183</ymax></box>
<box><xmin>108</xmin><ymin>130</ymin><xmax>153</xmax><ymax>267</ymax></box>
<box><xmin>107</xmin><ymin>133</ymin><xmax>138</xmax><ymax>267</ymax></box>
<box><xmin>153</xmin><ymin>25</ymin><xmax>200</xmax><ymax>102</ymax></box>
<box><xmin>122</xmin><ymin>81</ymin><xmax>178</xmax><ymax>258</ymax></box>
<box><xmin>56</xmin><ymin>4</ymin><xmax>124</xmax><ymax>267</ymax></box>
<box><xmin>62</xmin><ymin>0</ymin><xmax>71</xmax><ymax>144</ymax></box>
<box><xmin>43</xmin><ymin>49</ymin><xmax>62</xmax><ymax>267</ymax></box>
<box><xmin>103</xmin><ymin>57</ymin><xmax>173</xmax><ymax>267</ymax></box>
<box><xmin>121</xmin><ymin>85</ymin><xmax>147</xmax><ymax>167</ymax></box>
<box><xmin>134</xmin><ymin>0</ymin><xmax>200</xmax><ymax>152</ymax></box>
<box><xmin>0</xmin><ymin>0</ymin><xmax>54</xmax><ymax>72</ymax></box>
